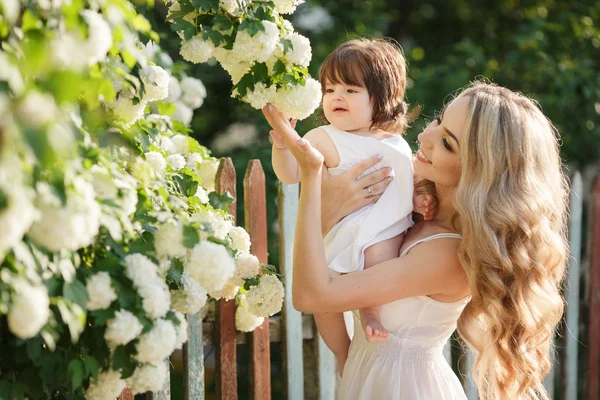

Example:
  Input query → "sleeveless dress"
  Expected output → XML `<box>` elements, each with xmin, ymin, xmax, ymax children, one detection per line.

<box><xmin>338</xmin><ymin>233</ymin><xmax>470</xmax><ymax>400</ymax></box>
<box><xmin>321</xmin><ymin>124</ymin><xmax>414</xmax><ymax>274</ymax></box>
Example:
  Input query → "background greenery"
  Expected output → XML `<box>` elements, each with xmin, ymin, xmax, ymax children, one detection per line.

<box><xmin>141</xmin><ymin>0</ymin><xmax>598</xmax><ymax>398</ymax></box>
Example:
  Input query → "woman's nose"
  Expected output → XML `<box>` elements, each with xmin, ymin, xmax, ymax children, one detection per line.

<box><xmin>417</xmin><ymin>131</ymin><xmax>433</xmax><ymax>148</ymax></box>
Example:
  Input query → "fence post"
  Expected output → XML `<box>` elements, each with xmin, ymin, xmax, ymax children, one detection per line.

<box><xmin>587</xmin><ymin>175</ymin><xmax>600</xmax><ymax>400</ymax></box>
<box><xmin>183</xmin><ymin>311</ymin><xmax>205</xmax><ymax>400</ymax></box>
<box><xmin>216</xmin><ymin>157</ymin><xmax>238</xmax><ymax>400</ymax></box>
<box><xmin>278</xmin><ymin>183</ymin><xmax>304</xmax><ymax>400</ymax></box>
<box><xmin>118</xmin><ymin>389</ymin><xmax>134</xmax><ymax>400</ymax></box>
<box><xmin>244</xmin><ymin>160</ymin><xmax>271</xmax><ymax>400</ymax></box>
<box><xmin>564</xmin><ymin>172</ymin><xmax>583</xmax><ymax>400</ymax></box>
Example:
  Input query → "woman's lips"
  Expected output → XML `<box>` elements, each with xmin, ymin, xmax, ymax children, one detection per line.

<box><xmin>416</xmin><ymin>149</ymin><xmax>432</xmax><ymax>164</ymax></box>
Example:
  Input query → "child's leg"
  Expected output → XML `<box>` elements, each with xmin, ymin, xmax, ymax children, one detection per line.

<box><xmin>314</xmin><ymin>312</ymin><xmax>351</xmax><ymax>376</ymax></box>
<box><xmin>360</xmin><ymin>233</ymin><xmax>405</xmax><ymax>343</ymax></box>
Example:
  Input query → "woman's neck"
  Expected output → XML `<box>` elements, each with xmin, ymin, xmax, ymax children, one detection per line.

<box><xmin>429</xmin><ymin>185</ymin><xmax>457</xmax><ymax>231</ymax></box>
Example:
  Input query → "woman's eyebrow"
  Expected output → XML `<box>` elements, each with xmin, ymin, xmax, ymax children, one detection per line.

<box><xmin>440</xmin><ymin>110</ymin><xmax>460</xmax><ymax>146</ymax></box>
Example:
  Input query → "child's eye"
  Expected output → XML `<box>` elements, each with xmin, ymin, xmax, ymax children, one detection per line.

<box><xmin>442</xmin><ymin>137</ymin><xmax>452</xmax><ymax>151</ymax></box>
<box><xmin>325</xmin><ymin>89</ymin><xmax>334</xmax><ymax>93</ymax></box>
<box><xmin>347</xmin><ymin>89</ymin><xmax>357</xmax><ymax>93</ymax></box>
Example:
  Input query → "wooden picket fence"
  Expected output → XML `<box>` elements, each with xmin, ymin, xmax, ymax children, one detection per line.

<box><xmin>117</xmin><ymin>160</ymin><xmax>599</xmax><ymax>400</ymax></box>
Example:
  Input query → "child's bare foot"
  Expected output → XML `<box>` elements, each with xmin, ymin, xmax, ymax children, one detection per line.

<box><xmin>363</xmin><ymin>315</ymin><xmax>388</xmax><ymax>343</ymax></box>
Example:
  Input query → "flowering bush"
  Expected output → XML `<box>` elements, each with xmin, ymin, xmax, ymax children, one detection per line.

<box><xmin>0</xmin><ymin>0</ymin><xmax>286</xmax><ymax>398</ymax></box>
<box><xmin>168</xmin><ymin>0</ymin><xmax>322</xmax><ymax>119</ymax></box>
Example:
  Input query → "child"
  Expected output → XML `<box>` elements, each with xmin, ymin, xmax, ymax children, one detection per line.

<box><xmin>269</xmin><ymin>38</ymin><xmax>433</xmax><ymax>373</ymax></box>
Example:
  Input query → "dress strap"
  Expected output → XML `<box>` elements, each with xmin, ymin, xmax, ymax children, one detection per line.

<box><xmin>400</xmin><ymin>233</ymin><xmax>462</xmax><ymax>257</ymax></box>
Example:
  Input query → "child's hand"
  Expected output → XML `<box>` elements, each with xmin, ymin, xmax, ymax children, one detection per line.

<box><xmin>269</xmin><ymin>117</ymin><xmax>297</xmax><ymax>150</ymax></box>
<box><xmin>413</xmin><ymin>193</ymin><xmax>437</xmax><ymax>221</ymax></box>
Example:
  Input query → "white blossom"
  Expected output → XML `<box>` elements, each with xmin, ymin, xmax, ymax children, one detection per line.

<box><xmin>235</xmin><ymin>295</ymin><xmax>264</xmax><ymax>332</ymax></box>
<box><xmin>0</xmin><ymin>182</ymin><xmax>37</xmax><ymax>255</ymax></box>
<box><xmin>112</xmin><ymin>95</ymin><xmax>146</xmax><ymax>127</ymax></box>
<box><xmin>180</xmin><ymin>77</ymin><xmax>207</xmax><ymax>109</ymax></box>
<box><xmin>173</xmin><ymin>101</ymin><xmax>194</xmax><ymax>125</ymax></box>
<box><xmin>90</xmin><ymin>165</ymin><xmax>118</xmax><ymax>200</ymax></box>
<box><xmin>86</xmin><ymin>272</ymin><xmax>117</xmax><ymax>311</ymax></box>
<box><xmin>285</xmin><ymin>33</ymin><xmax>312</xmax><ymax>67</ymax></box>
<box><xmin>17</xmin><ymin>92</ymin><xmax>58</xmax><ymax>127</ymax></box>
<box><xmin>28</xmin><ymin>178</ymin><xmax>101</xmax><ymax>252</ymax></box>
<box><xmin>135</xmin><ymin>319</ymin><xmax>177</xmax><ymax>363</ymax></box>
<box><xmin>168</xmin><ymin>135</ymin><xmax>187</xmax><ymax>155</ymax></box>
<box><xmin>213</xmin><ymin>48</ymin><xmax>252</xmax><ymax>84</ymax></box>
<box><xmin>180</xmin><ymin>35</ymin><xmax>214</xmax><ymax>64</ymax></box>
<box><xmin>194</xmin><ymin>186</ymin><xmax>209</xmax><ymax>204</ymax></box>
<box><xmin>173</xmin><ymin>312</ymin><xmax>189</xmax><ymax>349</ymax></box>
<box><xmin>124</xmin><ymin>254</ymin><xmax>158</xmax><ymax>287</ymax></box>
<box><xmin>271</xmin><ymin>77</ymin><xmax>322</xmax><ymax>120</ymax></box>
<box><xmin>145</xmin><ymin>151</ymin><xmax>166</xmax><ymax>179</ymax></box>
<box><xmin>140</xmin><ymin>65</ymin><xmax>170</xmax><ymax>102</ymax></box>
<box><xmin>7</xmin><ymin>280</ymin><xmax>50</xmax><ymax>339</ymax></box>
<box><xmin>166</xmin><ymin>154</ymin><xmax>186</xmax><ymax>171</ymax></box>
<box><xmin>191</xmin><ymin>209</ymin><xmax>233</xmax><ymax>240</ymax></box>
<box><xmin>154</xmin><ymin>220</ymin><xmax>187</xmax><ymax>259</ymax></box>
<box><xmin>186</xmin><ymin>241</ymin><xmax>235</xmax><ymax>292</ymax></box>
<box><xmin>196</xmin><ymin>158</ymin><xmax>219</xmax><ymax>192</ymax></box>
<box><xmin>124</xmin><ymin>254</ymin><xmax>171</xmax><ymax>319</ymax></box>
<box><xmin>85</xmin><ymin>369</ymin><xmax>127</xmax><ymax>400</ymax></box>
<box><xmin>0</xmin><ymin>52</ymin><xmax>24</xmax><ymax>94</ymax></box>
<box><xmin>232</xmin><ymin>20</ymin><xmax>279</xmax><ymax>64</ymax></box>
<box><xmin>293</xmin><ymin>5</ymin><xmax>334</xmax><ymax>33</ymax></box>
<box><xmin>245</xmin><ymin>275</ymin><xmax>284</xmax><ymax>317</ymax></box>
<box><xmin>212</xmin><ymin>122</ymin><xmax>258</xmax><ymax>153</ymax></box>
<box><xmin>219</xmin><ymin>0</ymin><xmax>240</xmax><ymax>14</ymax></box>
<box><xmin>245</xmin><ymin>82</ymin><xmax>277</xmax><ymax>110</ymax></box>
<box><xmin>171</xmin><ymin>272</ymin><xmax>208</xmax><ymax>314</ymax></box>
<box><xmin>81</xmin><ymin>10</ymin><xmax>113</xmax><ymax>66</ymax></box>
<box><xmin>157</xmin><ymin>135</ymin><xmax>177</xmax><ymax>154</ymax></box>
<box><xmin>209</xmin><ymin>281</ymin><xmax>239</xmax><ymax>301</ymax></box>
<box><xmin>273</xmin><ymin>0</ymin><xmax>304</xmax><ymax>14</ymax></box>
<box><xmin>228</xmin><ymin>226</ymin><xmax>251</xmax><ymax>254</ymax></box>
<box><xmin>130</xmin><ymin>362</ymin><xmax>168</xmax><ymax>395</ymax></box>
<box><xmin>1</xmin><ymin>0</ymin><xmax>20</xmax><ymax>24</ymax></box>
<box><xmin>233</xmin><ymin>253</ymin><xmax>261</xmax><ymax>285</ymax></box>
<box><xmin>104</xmin><ymin>310</ymin><xmax>143</xmax><ymax>346</ymax></box>
<box><xmin>167</xmin><ymin>76</ymin><xmax>182</xmax><ymax>102</ymax></box>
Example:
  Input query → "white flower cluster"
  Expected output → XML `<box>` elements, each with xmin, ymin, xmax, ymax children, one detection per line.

<box><xmin>130</xmin><ymin>361</ymin><xmax>168</xmax><ymax>395</ymax></box>
<box><xmin>228</xmin><ymin>226</ymin><xmax>252</xmax><ymax>254</ymax></box>
<box><xmin>212</xmin><ymin>122</ymin><xmax>258</xmax><ymax>153</ymax></box>
<box><xmin>135</xmin><ymin>318</ymin><xmax>177</xmax><ymax>363</ymax></box>
<box><xmin>154</xmin><ymin>219</ymin><xmax>187</xmax><ymax>259</ymax></box>
<box><xmin>51</xmin><ymin>10</ymin><xmax>113</xmax><ymax>71</ymax></box>
<box><xmin>171</xmin><ymin>271</ymin><xmax>208</xmax><ymax>314</ymax></box>
<box><xmin>28</xmin><ymin>178</ymin><xmax>101</xmax><ymax>252</ymax></box>
<box><xmin>140</xmin><ymin>65</ymin><xmax>170</xmax><ymax>103</ymax></box>
<box><xmin>232</xmin><ymin>253</ymin><xmax>261</xmax><ymax>285</ymax></box>
<box><xmin>86</xmin><ymin>272</ymin><xmax>118</xmax><ymax>311</ymax></box>
<box><xmin>85</xmin><ymin>369</ymin><xmax>127</xmax><ymax>400</ymax></box>
<box><xmin>165</xmin><ymin>75</ymin><xmax>207</xmax><ymax>126</ymax></box>
<box><xmin>7</xmin><ymin>279</ymin><xmax>50</xmax><ymax>339</ymax></box>
<box><xmin>171</xmin><ymin>2</ymin><xmax>321</xmax><ymax>119</ymax></box>
<box><xmin>124</xmin><ymin>254</ymin><xmax>171</xmax><ymax>319</ymax></box>
<box><xmin>104</xmin><ymin>309</ymin><xmax>143</xmax><ymax>347</ymax></box>
<box><xmin>186</xmin><ymin>241</ymin><xmax>235</xmax><ymax>292</ymax></box>
<box><xmin>235</xmin><ymin>295</ymin><xmax>264</xmax><ymax>332</ymax></box>
<box><xmin>0</xmin><ymin>177</ymin><xmax>37</xmax><ymax>258</ymax></box>
<box><xmin>191</xmin><ymin>208</ymin><xmax>233</xmax><ymax>240</ymax></box>
<box><xmin>245</xmin><ymin>274</ymin><xmax>285</xmax><ymax>317</ymax></box>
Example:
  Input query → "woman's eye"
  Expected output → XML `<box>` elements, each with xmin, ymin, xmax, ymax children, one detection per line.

<box><xmin>442</xmin><ymin>137</ymin><xmax>452</xmax><ymax>151</ymax></box>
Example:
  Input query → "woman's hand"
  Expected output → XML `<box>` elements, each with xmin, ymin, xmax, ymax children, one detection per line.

<box><xmin>321</xmin><ymin>155</ymin><xmax>393</xmax><ymax>236</ymax></box>
<box><xmin>263</xmin><ymin>105</ymin><xmax>324</xmax><ymax>176</ymax></box>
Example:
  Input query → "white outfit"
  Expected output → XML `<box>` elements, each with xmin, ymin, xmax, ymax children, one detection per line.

<box><xmin>338</xmin><ymin>233</ymin><xmax>470</xmax><ymax>400</ymax></box>
<box><xmin>321</xmin><ymin>124</ymin><xmax>414</xmax><ymax>274</ymax></box>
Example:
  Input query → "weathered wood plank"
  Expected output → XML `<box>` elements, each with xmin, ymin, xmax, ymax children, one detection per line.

<box><xmin>216</xmin><ymin>157</ymin><xmax>238</xmax><ymax>400</ymax></box>
<box><xmin>183</xmin><ymin>312</ymin><xmax>205</xmax><ymax>400</ymax></box>
<box><xmin>117</xmin><ymin>388</ymin><xmax>134</xmax><ymax>400</ymax></box>
<box><xmin>315</xmin><ymin>325</ymin><xmax>336</xmax><ymax>400</ymax></box>
<box><xmin>587</xmin><ymin>175</ymin><xmax>600</xmax><ymax>400</ymax></box>
<box><xmin>278</xmin><ymin>183</ymin><xmax>304</xmax><ymax>400</ymax></box>
<box><xmin>564</xmin><ymin>172</ymin><xmax>583</xmax><ymax>400</ymax></box>
<box><xmin>244</xmin><ymin>160</ymin><xmax>271</xmax><ymax>400</ymax></box>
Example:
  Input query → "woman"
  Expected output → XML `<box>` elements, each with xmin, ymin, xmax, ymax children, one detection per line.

<box><xmin>263</xmin><ymin>82</ymin><xmax>568</xmax><ymax>400</ymax></box>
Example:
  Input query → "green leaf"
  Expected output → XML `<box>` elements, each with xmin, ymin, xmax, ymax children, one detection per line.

<box><xmin>0</xmin><ymin>187</ymin><xmax>8</xmax><ymax>211</ymax></box>
<box><xmin>21</xmin><ymin>10</ymin><xmax>42</xmax><ymax>32</ymax></box>
<box><xmin>67</xmin><ymin>359</ymin><xmax>84</xmax><ymax>391</ymax></box>
<box><xmin>112</xmin><ymin>344</ymin><xmax>138</xmax><ymax>379</ymax></box>
<box><xmin>183</xmin><ymin>225</ymin><xmax>200</xmax><ymax>248</ymax></box>
<box><xmin>201</xmin><ymin>26</ymin><xmax>224</xmax><ymax>47</ymax></box>
<box><xmin>213</xmin><ymin>15</ymin><xmax>233</xmax><ymax>32</ymax></box>
<box><xmin>167</xmin><ymin>259</ymin><xmax>183</xmax><ymax>281</ymax></box>
<box><xmin>173</xmin><ymin>173</ymin><xmax>199</xmax><ymax>197</ymax></box>
<box><xmin>90</xmin><ymin>308</ymin><xmax>115</xmax><ymax>326</ymax></box>
<box><xmin>26</xmin><ymin>337</ymin><xmax>43</xmax><ymax>361</ymax></box>
<box><xmin>239</xmin><ymin>19</ymin><xmax>264</xmax><ymax>37</ymax></box>
<box><xmin>190</xmin><ymin>0</ymin><xmax>219</xmax><ymax>11</ymax></box>
<box><xmin>117</xmin><ymin>286</ymin><xmax>139</xmax><ymax>309</ymax></box>
<box><xmin>83</xmin><ymin>355</ymin><xmax>100</xmax><ymax>381</ymax></box>
<box><xmin>208</xmin><ymin>191</ymin><xmax>234</xmax><ymax>211</ymax></box>
<box><xmin>157</xmin><ymin>101</ymin><xmax>176</xmax><ymax>115</ymax></box>
<box><xmin>56</xmin><ymin>298</ymin><xmax>86</xmax><ymax>342</ymax></box>
<box><xmin>63</xmin><ymin>280</ymin><xmax>89</xmax><ymax>309</ymax></box>
<box><xmin>273</xmin><ymin>59</ymin><xmax>287</xmax><ymax>75</ymax></box>
<box><xmin>244</xmin><ymin>276</ymin><xmax>260</xmax><ymax>290</ymax></box>
<box><xmin>282</xmin><ymin>38</ymin><xmax>294</xmax><ymax>54</ymax></box>
<box><xmin>0</xmin><ymin>381</ymin><xmax>10</xmax><ymax>399</ymax></box>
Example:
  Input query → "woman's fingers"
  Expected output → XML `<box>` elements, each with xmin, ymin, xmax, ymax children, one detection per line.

<box><xmin>365</xmin><ymin>176</ymin><xmax>392</xmax><ymax>196</ymax></box>
<box><xmin>358</xmin><ymin>167</ymin><xmax>392</xmax><ymax>189</ymax></box>
<box><xmin>269</xmin><ymin>130</ymin><xmax>286</xmax><ymax>149</ymax></box>
<box><xmin>348</xmin><ymin>154</ymin><xmax>384</xmax><ymax>181</ymax></box>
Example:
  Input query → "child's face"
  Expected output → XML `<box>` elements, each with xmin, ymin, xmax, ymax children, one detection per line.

<box><xmin>323</xmin><ymin>80</ymin><xmax>373</xmax><ymax>133</ymax></box>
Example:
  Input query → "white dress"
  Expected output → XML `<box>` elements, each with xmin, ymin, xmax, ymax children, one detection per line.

<box><xmin>321</xmin><ymin>124</ymin><xmax>414</xmax><ymax>274</ymax></box>
<box><xmin>338</xmin><ymin>233</ymin><xmax>470</xmax><ymax>400</ymax></box>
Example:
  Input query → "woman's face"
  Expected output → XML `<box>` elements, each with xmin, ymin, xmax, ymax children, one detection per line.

<box><xmin>413</xmin><ymin>95</ymin><xmax>470</xmax><ymax>189</ymax></box>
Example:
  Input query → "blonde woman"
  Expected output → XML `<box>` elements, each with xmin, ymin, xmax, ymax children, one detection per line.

<box><xmin>262</xmin><ymin>82</ymin><xmax>568</xmax><ymax>400</ymax></box>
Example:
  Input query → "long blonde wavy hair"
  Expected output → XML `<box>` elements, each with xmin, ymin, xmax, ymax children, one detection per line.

<box><xmin>452</xmin><ymin>83</ymin><xmax>569</xmax><ymax>399</ymax></box>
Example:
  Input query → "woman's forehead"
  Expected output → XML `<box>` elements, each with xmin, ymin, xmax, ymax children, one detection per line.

<box><xmin>444</xmin><ymin>96</ymin><xmax>470</xmax><ymax>142</ymax></box>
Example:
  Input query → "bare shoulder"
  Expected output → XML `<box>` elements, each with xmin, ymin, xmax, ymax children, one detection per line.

<box><xmin>303</xmin><ymin>126</ymin><xmax>340</xmax><ymax>168</ymax></box>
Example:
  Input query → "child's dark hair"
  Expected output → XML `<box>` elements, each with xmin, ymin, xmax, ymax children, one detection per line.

<box><xmin>318</xmin><ymin>38</ymin><xmax>419</xmax><ymax>134</ymax></box>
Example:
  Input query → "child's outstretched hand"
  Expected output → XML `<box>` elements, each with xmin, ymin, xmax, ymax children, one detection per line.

<box><xmin>413</xmin><ymin>193</ymin><xmax>437</xmax><ymax>221</ymax></box>
<box><xmin>269</xmin><ymin>119</ymin><xmax>297</xmax><ymax>150</ymax></box>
